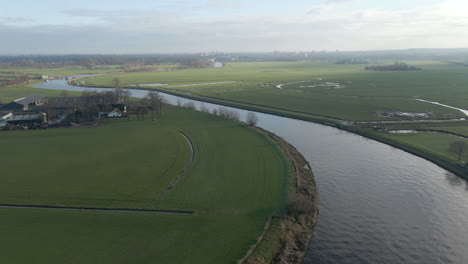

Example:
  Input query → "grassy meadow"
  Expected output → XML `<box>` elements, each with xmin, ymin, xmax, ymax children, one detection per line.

<box><xmin>82</xmin><ymin>61</ymin><xmax>468</xmax><ymax>121</ymax></box>
<box><xmin>0</xmin><ymin>106</ymin><xmax>288</xmax><ymax>263</ymax></box>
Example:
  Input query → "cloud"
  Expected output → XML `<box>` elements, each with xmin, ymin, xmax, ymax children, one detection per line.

<box><xmin>326</xmin><ymin>0</ymin><xmax>353</xmax><ymax>3</ymax></box>
<box><xmin>1</xmin><ymin>0</ymin><xmax>468</xmax><ymax>54</ymax></box>
<box><xmin>0</xmin><ymin>17</ymin><xmax>33</xmax><ymax>24</ymax></box>
<box><xmin>200</xmin><ymin>0</ymin><xmax>246</xmax><ymax>9</ymax></box>
<box><xmin>307</xmin><ymin>4</ymin><xmax>335</xmax><ymax>14</ymax></box>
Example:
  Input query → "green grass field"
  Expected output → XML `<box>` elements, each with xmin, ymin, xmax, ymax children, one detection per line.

<box><xmin>81</xmin><ymin>61</ymin><xmax>467</xmax><ymax>121</ymax></box>
<box><xmin>0</xmin><ymin>106</ymin><xmax>288</xmax><ymax>263</ymax></box>
<box><xmin>384</xmin><ymin>132</ymin><xmax>468</xmax><ymax>162</ymax></box>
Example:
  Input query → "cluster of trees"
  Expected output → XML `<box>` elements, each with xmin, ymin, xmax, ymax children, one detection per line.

<box><xmin>44</xmin><ymin>87</ymin><xmax>165</xmax><ymax>123</ymax></box>
<box><xmin>0</xmin><ymin>54</ymin><xmax>216</xmax><ymax>70</ymax></box>
<box><xmin>216</xmin><ymin>107</ymin><xmax>240</xmax><ymax>121</ymax></box>
<box><xmin>182</xmin><ymin>102</ymin><xmax>196</xmax><ymax>110</ymax></box>
<box><xmin>142</xmin><ymin>91</ymin><xmax>164</xmax><ymax>120</ymax></box>
<box><xmin>1</xmin><ymin>49</ymin><xmax>468</xmax><ymax>67</ymax></box>
<box><xmin>365</xmin><ymin>62</ymin><xmax>422</xmax><ymax>71</ymax></box>
<box><xmin>178</xmin><ymin>100</ymin><xmax>258</xmax><ymax>126</ymax></box>
<box><xmin>176</xmin><ymin>59</ymin><xmax>213</xmax><ymax>69</ymax></box>
<box><xmin>45</xmin><ymin>89</ymin><xmax>131</xmax><ymax>122</ymax></box>
<box><xmin>122</xmin><ymin>65</ymin><xmax>161</xmax><ymax>72</ymax></box>
<box><xmin>336</xmin><ymin>58</ymin><xmax>369</xmax><ymax>64</ymax></box>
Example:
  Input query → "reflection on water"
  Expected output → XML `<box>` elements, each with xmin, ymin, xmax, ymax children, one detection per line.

<box><xmin>33</xmin><ymin>78</ymin><xmax>468</xmax><ymax>264</ymax></box>
<box><xmin>446</xmin><ymin>172</ymin><xmax>464</xmax><ymax>187</ymax></box>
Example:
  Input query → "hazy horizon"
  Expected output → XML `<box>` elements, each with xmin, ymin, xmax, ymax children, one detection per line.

<box><xmin>2</xmin><ymin>0</ymin><xmax>468</xmax><ymax>54</ymax></box>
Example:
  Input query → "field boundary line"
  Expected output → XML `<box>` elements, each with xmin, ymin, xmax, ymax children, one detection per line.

<box><xmin>0</xmin><ymin>203</ymin><xmax>196</xmax><ymax>214</ymax></box>
<box><xmin>158</xmin><ymin>131</ymin><xmax>195</xmax><ymax>199</ymax></box>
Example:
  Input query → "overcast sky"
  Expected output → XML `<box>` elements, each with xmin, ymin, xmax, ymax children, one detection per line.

<box><xmin>1</xmin><ymin>0</ymin><xmax>467</xmax><ymax>54</ymax></box>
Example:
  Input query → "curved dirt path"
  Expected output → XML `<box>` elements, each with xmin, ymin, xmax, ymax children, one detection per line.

<box><xmin>158</xmin><ymin>132</ymin><xmax>195</xmax><ymax>199</ymax></box>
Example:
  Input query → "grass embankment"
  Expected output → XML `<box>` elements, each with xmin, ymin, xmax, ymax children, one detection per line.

<box><xmin>338</xmin><ymin>128</ymin><xmax>468</xmax><ymax>181</ymax></box>
<box><xmin>0</xmin><ymin>105</ymin><xmax>289</xmax><ymax>264</ymax></box>
<box><xmin>375</xmin><ymin>132</ymin><xmax>468</xmax><ymax>179</ymax></box>
<box><xmin>352</xmin><ymin>120</ymin><xmax>468</xmax><ymax>179</ymax></box>
<box><xmin>240</xmin><ymin>128</ymin><xmax>318</xmax><ymax>264</ymax></box>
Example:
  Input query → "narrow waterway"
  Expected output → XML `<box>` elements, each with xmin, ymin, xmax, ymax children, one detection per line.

<box><xmin>34</xmin><ymin>79</ymin><xmax>468</xmax><ymax>263</ymax></box>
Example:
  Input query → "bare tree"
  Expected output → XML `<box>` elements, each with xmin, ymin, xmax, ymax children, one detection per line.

<box><xmin>183</xmin><ymin>102</ymin><xmax>196</xmax><ymax>110</ymax></box>
<box><xmin>102</xmin><ymin>91</ymin><xmax>117</xmax><ymax>104</ymax></box>
<box><xmin>449</xmin><ymin>140</ymin><xmax>467</xmax><ymax>161</ymax></box>
<box><xmin>246</xmin><ymin>112</ymin><xmax>258</xmax><ymax>126</ymax></box>
<box><xmin>145</xmin><ymin>90</ymin><xmax>163</xmax><ymax>120</ymax></box>
<box><xmin>217</xmin><ymin>107</ymin><xmax>239</xmax><ymax>121</ymax></box>
<box><xmin>112</xmin><ymin>77</ymin><xmax>121</xmax><ymax>88</ymax></box>
<box><xmin>200</xmin><ymin>104</ymin><xmax>209</xmax><ymax>113</ymax></box>
<box><xmin>120</xmin><ymin>89</ymin><xmax>132</xmax><ymax>104</ymax></box>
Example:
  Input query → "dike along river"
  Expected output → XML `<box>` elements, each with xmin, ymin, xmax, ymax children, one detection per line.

<box><xmin>34</xmin><ymin>78</ymin><xmax>468</xmax><ymax>264</ymax></box>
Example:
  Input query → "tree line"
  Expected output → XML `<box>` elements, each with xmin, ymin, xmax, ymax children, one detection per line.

<box><xmin>365</xmin><ymin>62</ymin><xmax>422</xmax><ymax>71</ymax></box>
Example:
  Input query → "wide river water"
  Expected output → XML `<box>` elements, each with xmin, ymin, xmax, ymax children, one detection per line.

<box><xmin>34</xmin><ymin>78</ymin><xmax>468</xmax><ymax>263</ymax></box>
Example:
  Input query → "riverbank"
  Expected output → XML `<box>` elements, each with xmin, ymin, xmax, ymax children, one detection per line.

<box><xmin>354</xmin><ymin>129</ymin><xmax>468</xmax><ymax>181</ymax></box>
<box><xmin>239</xmin><ymin>127</ymin><xmax>318</xmax><ymax>264</ymax></box>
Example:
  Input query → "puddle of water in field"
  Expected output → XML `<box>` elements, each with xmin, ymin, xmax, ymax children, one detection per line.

<box><xmin>377</xmin><ymin>111</ymin><xmax>429</xmax><ymax>119</ymax></box>
<box><xmin>300</xmin><ymin>82</ymin><xmax>346</xmax><ymax>89</ymax></box>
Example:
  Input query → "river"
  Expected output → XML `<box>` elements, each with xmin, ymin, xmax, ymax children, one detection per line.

<box><xmin>34</xmin><ymin>78</ymin><xmax>468</xmax><ymax>263</ymax></box>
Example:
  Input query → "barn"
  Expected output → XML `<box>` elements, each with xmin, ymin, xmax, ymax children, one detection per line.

<box><xmin>1</xmin><ymin>94</ymin><xmax>47</xmax><ymax>111</ymax></box>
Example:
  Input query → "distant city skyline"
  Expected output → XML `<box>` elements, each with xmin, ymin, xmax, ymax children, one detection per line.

<box><xmin>1</xmin><ymin>0</ymin><xmax>467</xmax><ymax>54</ymax></box>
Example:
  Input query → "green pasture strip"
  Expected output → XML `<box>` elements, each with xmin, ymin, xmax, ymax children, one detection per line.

<box><xmin>384</xmin><ymin>132</ymin><xmax>468</xmax><ymax>162</ymax></box>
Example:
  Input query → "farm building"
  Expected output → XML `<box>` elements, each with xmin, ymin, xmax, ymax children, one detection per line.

<box><xmin>5</xmin><ymin>113</ymin><xmax>47</xmax><ymax>126</ymax></box>
<box><xmin>1</xmin><ymin>94</ymin><xmax>47</xmax><ymax>111</ymax></box>
<box><xmin>1</xmin><ymin>112</ymin><xmax>13</xmax><ymax>121</ymax></box>
<box><xmin>108</xmin><ymin>108</ymin><xmax>123</xmax><ymax>118</ymax></box>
